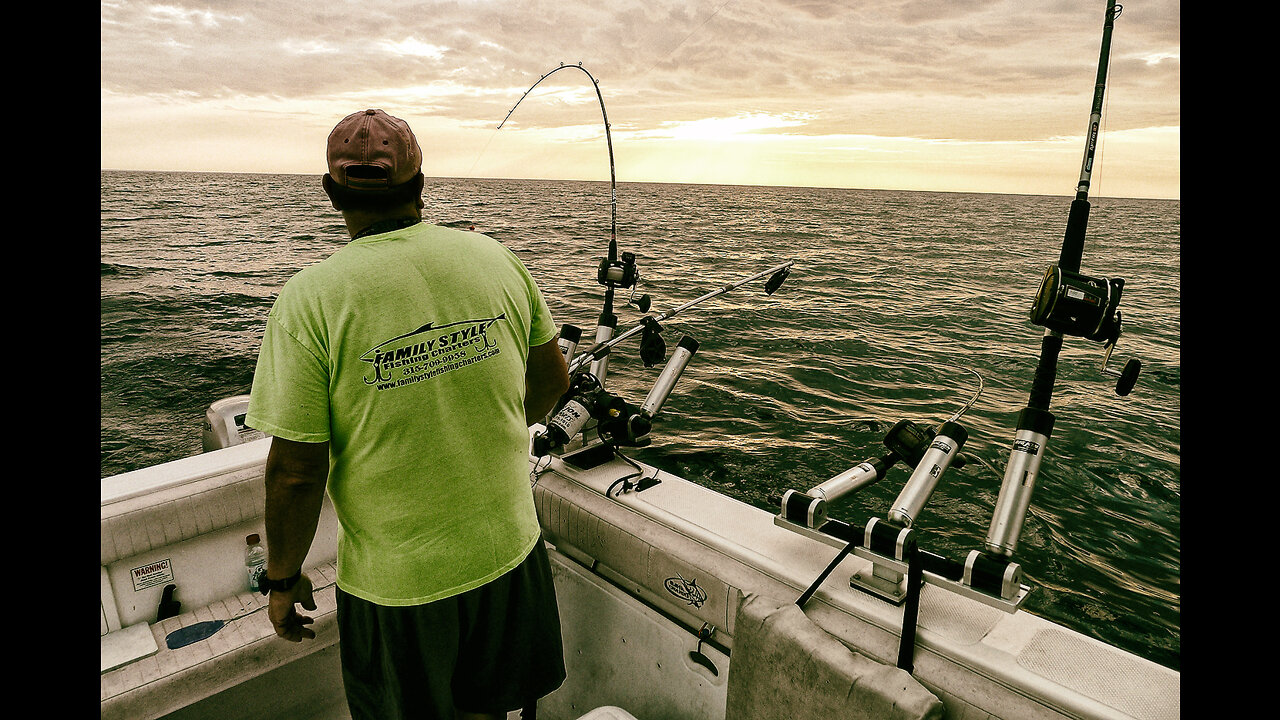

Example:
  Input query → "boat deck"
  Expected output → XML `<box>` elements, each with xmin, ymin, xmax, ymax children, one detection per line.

<box><xmin>101</xmin><ymin>562</ymin><xmax>344</xmax><ymax>720</ymax></box>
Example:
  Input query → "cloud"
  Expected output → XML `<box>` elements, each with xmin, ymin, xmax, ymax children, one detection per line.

<box><xmin>142</xmin><ymin>4</ymin><xmax>243</xmax><ymax>28</ymax></box>
<box><xmin>626</xmin><ymin>112</ymin><xmax>817</xmax><ymax>141</ymax></box>
<box><xmin>100</xmin><ymin>0</ymin><xmax>1179</xmax><ymax>197</ymax></box>
<box><xmin>379</xmin><ymin>38</ymin><xmax>449</xmax><ymax>60</ymax></box>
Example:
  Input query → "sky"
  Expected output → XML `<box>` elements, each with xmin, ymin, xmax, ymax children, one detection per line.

<box><xmin>101</xmin><ymin>0</ymin><xmax>1180</xmax><ymax>200</ymax></box>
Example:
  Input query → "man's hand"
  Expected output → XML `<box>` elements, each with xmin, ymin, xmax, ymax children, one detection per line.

<box><xmin>267</xmin><ymin>572</ymin><xmax>317</xmax><ymax>642</ymax></box>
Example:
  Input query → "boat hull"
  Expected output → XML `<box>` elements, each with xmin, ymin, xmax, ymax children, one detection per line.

<box><xmin>100</xmin><ymin>435</ymin><xmax>1178</xmax><ymax>720</ymax></box>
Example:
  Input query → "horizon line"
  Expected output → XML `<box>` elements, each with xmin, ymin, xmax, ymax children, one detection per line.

<box><xmin>99</xmin><ymin>168</ymin><xmax>1180</xmax><ymax>203</ymax></box>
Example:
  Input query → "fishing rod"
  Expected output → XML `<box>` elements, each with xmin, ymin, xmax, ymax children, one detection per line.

<box><xmin>499</xmin><ymin>63</ymin><xmax>644</xmax><ymax>385</ymax></box>
<box><xmin>498</xmin><ymin>62</ymin><xmax>618</xmax><ymax>246</ymax></box>
<box><xmin>983</xmin><ymin>0</ymin><xmax>1141</xmax><ymax>559</ymax></box>
<box><xmin>535</xmin><ymin>260</ymin><xmax>794</xmax><ymax>458</ymax></box>
<box><xmin>775</xmin><ymin>1</ymin><xmax>1143</xmax><ymax>626</ymax></box>
<box><xmin>566</xmin><ymin>259</ymin><xmax>794</xmax><ymax>375</ymax></box>
<box><xmin>503</xmin><ymin>63</ymin><xmax>798</xmax><ymax>460</ymax></box>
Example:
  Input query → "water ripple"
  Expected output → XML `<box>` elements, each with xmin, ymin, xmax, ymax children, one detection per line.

<box><xmin>101</xmin><ymin>171</ymin><xmax>1180</xmax><ymax>670</ymax></box>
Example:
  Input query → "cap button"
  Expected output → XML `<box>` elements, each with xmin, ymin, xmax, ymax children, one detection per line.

<box><xmin>364</xmin><ymin>109</ymin><xmax>377</xmax><ymax>115</ymax></box>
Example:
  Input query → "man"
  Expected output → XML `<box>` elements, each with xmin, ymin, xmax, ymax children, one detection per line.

<box><xmin>245</xmin><ymin>108</ymin><xmax>570</xmax><ymax>720</ymax></box>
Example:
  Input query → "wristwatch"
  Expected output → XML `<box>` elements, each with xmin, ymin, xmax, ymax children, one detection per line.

<box><xmin>258</xmin><ymin>569</ymin><xmax>302</xmax><ymax>595</ymax></box>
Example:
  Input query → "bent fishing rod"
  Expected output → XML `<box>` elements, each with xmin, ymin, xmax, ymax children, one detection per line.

<box><xmin>500</xmin><ymin>63</ymin><xmax>794</xmax><ymax>388</ymax></box>
<box><xmin>501</xmin><ymin>64</ymin><xmax>798</xmax><ymax>461</ymax></box>
<box><xmin>984</xmin><ymin>0</ymin><xmax>1141</xmax><ymax>559</ymax></box>
<box><xmin>498</xmin><ymin>63</ymin><xmax>642</xmax><ymax>384</ymax></box>
<box><xmin>499</xmin><ymin>62</ymin><xmax>619</xmax><ymax>251</ymax></box>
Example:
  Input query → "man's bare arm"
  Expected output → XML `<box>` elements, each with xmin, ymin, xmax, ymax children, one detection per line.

<box><xmin>263</xmin><ymin>436</ymin><xmax>328</xmax><ymax>641</ymax></box>
<box><xmin>525</xmin><ymin>337</ymin><xmax>570</xmax><ymax>425</ymax></box>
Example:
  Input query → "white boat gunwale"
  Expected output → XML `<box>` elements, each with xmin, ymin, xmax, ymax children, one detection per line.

<box><xmin>102</xmin><ymin>433</ymin><xmax>1177</xmax><ymax>720</ymax></box>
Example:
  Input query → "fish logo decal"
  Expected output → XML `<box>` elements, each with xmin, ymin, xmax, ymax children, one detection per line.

<box><xmin>664</xmin><ymin>573</ymin><xmax>708</xmax><ymax>608</ymax></box>
<box><xmin>361</xmin><ymin>314</ymin><xmax>507</xmax><ymax>388</ymax></box>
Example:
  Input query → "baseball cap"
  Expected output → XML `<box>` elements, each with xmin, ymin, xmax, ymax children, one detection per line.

<box><xmin>326</xmin><ymin>109</ymin><xmax>423</xmax><ymax>191</ymax></box>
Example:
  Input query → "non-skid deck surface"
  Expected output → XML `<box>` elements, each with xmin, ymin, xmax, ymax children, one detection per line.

<box><xmin>101</xmin><ymin>561</ymin><xmax>339</xmax><ymax>720</ymax></box>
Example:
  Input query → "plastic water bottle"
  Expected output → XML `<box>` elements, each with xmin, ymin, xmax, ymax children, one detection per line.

<box><xmin>245</xmin><ymin>533</ymin><xmax>267</xmax><ymax>592</ymax></box>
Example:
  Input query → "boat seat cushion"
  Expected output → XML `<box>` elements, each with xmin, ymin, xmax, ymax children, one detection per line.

<box><xmin>725</xmin><ymin>593</ymin><xmax>943</xmax><ymax>720</ymax></box>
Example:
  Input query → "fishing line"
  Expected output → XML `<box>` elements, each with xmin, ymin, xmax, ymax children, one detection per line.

<box><xmin>635</xmin><ymin>0</ymin><xmax>736</xmax><ymax>80</ymax></box>
<box><xmin>861</xmin><ymin>358</ymin><xmax>985</xmax><ymax>423</ymax></box>
<box><xmin>464</xmin><ymin>125</ymin><xmax>504</xmax><ymax>179</ymax></box>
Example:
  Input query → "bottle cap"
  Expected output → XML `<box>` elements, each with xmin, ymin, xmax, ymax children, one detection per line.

<box><xmin>247</xmin><ymin>533</ymin><xmax>261</xmax><ymax>544</ymax></box>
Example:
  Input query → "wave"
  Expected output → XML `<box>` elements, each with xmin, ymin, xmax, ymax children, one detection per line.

<box><xmin>100</xmin><ymin>172</ymin><xmax>1182</xmax><ymax>670</ymax></box>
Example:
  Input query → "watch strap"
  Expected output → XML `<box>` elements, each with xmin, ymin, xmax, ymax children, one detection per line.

<box><xmin>258</xmin><ymin>569</ymin><xmax>302</xmax><ymax>595</ymax></box>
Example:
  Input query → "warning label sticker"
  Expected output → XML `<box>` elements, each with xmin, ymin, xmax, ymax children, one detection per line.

<box><xmin>130</xmin><ymin>558</ymin><xmax>174</xmax><ymax>592</ymax></box>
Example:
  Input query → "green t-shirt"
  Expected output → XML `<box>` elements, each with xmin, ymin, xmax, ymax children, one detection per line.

<box><xmin>246</xmin><ymin>221</ymin><xmax>557</xmax><ymax>606</ymax></box>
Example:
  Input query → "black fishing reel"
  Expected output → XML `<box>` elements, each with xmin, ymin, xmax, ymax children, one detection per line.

<box><xmin>1030</xmin><ymin>263</ymin><xmax>1141</xmax><ymax>395</ymax></box>
<box><xmin>596</xmin><ymin>401</ymin><xmax>654</xmax><ymax>448</ymax></box>
<box><xmin>535</xmin><ymin>333</ymin><xmax>702</xmax><ymax>457</ymax></box>
<box><xmin>1030</xmin><ymin>263</ymin><xmax>1123</xmax><ymax>342</ymax></box>
<box><xmin>598</xmin><ymin>251</ymin><xmax>651</xmax><ymax>312</ymax></box>
<box><xmin>883</xmin><ymin>418</ymin><xmax>967</xmax><ymax>471</ymax></box>
<box><xmin>534</xmin><ymin>374</ymin><xmax>620</xmax><ymax>456</ymax></box>
<box><xmin>598</xmin><ymin>251</ymin><xmax>638</xmax><ymax>289</ymax></box>
<box><xmin>533</xmin><ymin>372</ymin><xmax>655</xmax><ymax>457</ymax></box>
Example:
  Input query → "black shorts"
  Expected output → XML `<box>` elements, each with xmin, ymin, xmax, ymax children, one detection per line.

<box><xmin>336</xmin><ymin>539</ymin><xmax>566</xmax><ymax>719</ymax></box>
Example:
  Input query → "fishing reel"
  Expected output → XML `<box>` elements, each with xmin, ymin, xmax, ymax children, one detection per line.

<box><xmin>1029</xmin><ymin>263</ymin><xmax>1141</xmax><ymax>395</ymax></box>
<box><xmin>598</xmin><ymin>251</ymin><xmax>651</xmax><ymax>312</ymax></box>
<box><xmin>534</xmin><ymin>335</ymin><xmax>701</xmax><ymax>457</ymax></box>
<box><xmin>598</xmin><ymin>251</ymin><xmax>638</xmax><ymax>289</ymax></box>
<box><xmin>533</xmin><ymin>373</ymin><xmax>624</xmax><ymax>456</ymax></box>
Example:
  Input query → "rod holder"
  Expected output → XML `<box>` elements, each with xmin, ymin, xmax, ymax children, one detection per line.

<box><xmin>963</xmin><ymin>551</ymin><xmax>1025</xmax><ymax>602</ymax></box>
<box><xmin>558</xmin><ymin>324</ymin><xmax>581</xmax><ymax>366</ymax></box>
<box><xmin>640</xmin><ymin>335</ymin><xmax>698</xmax><ymax>417</ymax></box>
<box><xmin>887</xmin><ymin>421</ymin><xmax>967</xmax><ymax>527</ymax></box>
<box><xmin>780</xmin><ymin>489</ymin><xmax>828</xmax><ymax>529</ymax></box>
<box><xmin>985</xmin><ymin>408</ymin><xmax>1054</xmax><ymax>556</ymax></box>
<box><xmin>781</xmin><ymin>452</ymin><xmax>899</xmax><ymax>529</ymax></box>
<box><xmin>588</xmin><ymin>315</ymin><xmax>617</xmax><ymax>385</ymax></box>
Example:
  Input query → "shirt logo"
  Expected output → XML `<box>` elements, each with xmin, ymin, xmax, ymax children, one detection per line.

<box><xmin>361</xmin><ymin>314</ymin><xmax>507</xmax><ymax>390</ymax></box>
